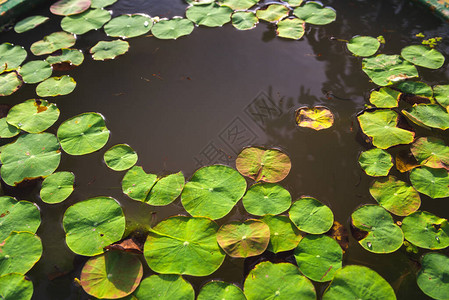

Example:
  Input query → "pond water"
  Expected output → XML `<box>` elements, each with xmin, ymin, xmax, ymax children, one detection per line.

<box><xmin>1</xmin><ymin>0</ymin><xmax>449</xmax><ymax>299</ymax></box>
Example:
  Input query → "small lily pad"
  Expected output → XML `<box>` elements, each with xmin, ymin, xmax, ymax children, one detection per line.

<box><xmin>242</xmin><ymin>182</ymin><xmax>291</xmax><ymax>216</ymax></box>
<box><xmin>46</xmin><ymin>49</ymin><xmax>84</xmax><ymax>66</ymax></box>
<box><xmin>50</xmin><ymin>0</ymin><xmax>91</xmax><ymax>16</ymax></box>
<box><xmin>146</xmin><ymin>172</ymin><xmax>185</xmax><ymax>206</ymax></box>
<box><xmin>217</xmin><ymin>219</ymin><xmax>270</xmax><ymax>258</ymax></box>
<box><xmin>0</xmin><ymin>118</ymin><xmax>20</xmax><ymax>138</ymax></box>
<box><xmin>90</xmin><ymin>40</ymin><xmax>130</xmax><ymax>60</ymax></box>
<box><xmin>256</xmin><ymin>4</ymin><xmax>289</xmax><ymax>23</ymax></box>
<box><xmin>409</xmin><ymin>166</ymin><xmax>449</xmax><ymax>199</ymax></box>
<box><xmin>402</xmin><ymin>211</ymin><xmax>449</xmax><ymax>250</ymax></box>
<box><xmin>369</xmin><ymin>87</ymin><xmax>401</xmax><ymax>108</ymax></box>
<box><xmin>0</xmin><ymin>72</ymin><xmax>22</xmax><ymax>96</ymax></box>
<box><xmin>134</xmin><ymin>274</ymin><xmax>194</xmax><ymax>300</ymax></box>
<box><xmin>417</xmin><ymin>253</ymin><xmax>449</xmax><ymax>300</ymax></box>
<box><xmin>369</xmin><ymin>176</ymin><xmax>420</xmax><ymax>216</ymax></box>
<box><xmin>411</xmin><ymin>137</ymin><xmax>449</xmax><ymax>169</ymax></box>
<box><xmin>401</xmin><ymin>45</ymin><xmax>445</xmax><ymax>69</ymax></box>
<box><xmin>17</xmin><ymin>61</ymin><xmax>52</xmax><ymax>84</ymax></box>
<box><xmin>36</xmin><ymin>75</ymin><xmax>76</xmax><ymax>97</ymax></box>
<box><xmin>30</xmin><ymin>32</ymin><xmax>76</xmax><ymax>56</ymax></box>
<box><xmin>276</xmin><ymin>18</ymin><xmax>305</xmax><ymax>40</ymax></box>
<box><xmin>186</xmin><ymin>3</ymin><xmax>233</xmax><ymax>27</ymax></box>
<box><xmin>236</xmin><ymin>147</ymin><xmax>291</xmax><ymax>183</ymax></box>
<box><xmin>362</xmin><ymin>54</ymin><xmax>418</xmax><ymax>86</ymax></box>
<box><xmin>63</xmin><ymin>196</ymin><xmax>125</xmax><ymax>256</ymax></box>
<box><xmin>219</xmin><ymin>0</ymin><xmax>259</xmax><ymax>10</ymax></box>
<box><xmin>57</xmin><ymin>112</ymin><xmax>110</xmax><ymax>156</ymax></box>
<box><xmin>231</xmin><ymin>11</ymin><xmax>258</xmax><ymax>31</ymax></box>
<box><xmin>358</xmin><ymin>148</ymin><xmax>393</xmax><ymax>177</ymax></box>
<box><xmin>295</xmin><ymin>106</ymin><xmax>334</xmax><ymax>130</ymax></box>
<box><xmin>91</xmin><ymin>0</ymin><xmax>117</xmax><ymax>8</ymax></box>
<box><xmin>293</xmin><ymin>2</ymin><xmax>336</xmax><ymax>25</ymax></box>
<box><xmin>7</xmin><ymin>99</ymin><xmax>59</xmax><ymax>133</ymax></box>
<box><xmin>261</xmin><ymin>215</ymin><xmax>302</xmax><ymax>253</ymax></box>
<box><xmin>198</xmin><ymin>281</ymin><xmax>245</xmax><ymax>300</ymax></box>
<box><xmin>14</xmin><ymin>15</ymin><xmax>49</xmax><ymax>33</ymax></box>
<box><xmin>402</xmin><ymin>104</ymin><xmax>449</xmax><ymax>130</ymax></box>
<box><xmin>104</xmin><ymin>14</ymin><xmax>153</xmax><ymax>38</ymax></box>
<box><xmin>285</xmin><ymin>0</ymin><xmax>303</xmax><ymax>7</ymax></box>
<box><xmin>397</xmin><ymin>81</ymin><xmax>433</xmax><ymax>98</ymax></box>
<box><xmin>122</xmin><ymin>166</ymin><xmax>157</xmax><ymax>201</ymax></box>
<box><xmin>0</xmin><ymin>273</ymin><xmax>34</xmax><ymax>300</ymax></box>
<box><xmin>347</xmin><ymin>36</ymin><xmax>380</xmax><ymax>57</ymax></box>
<box><xmin>40</xmin><ymin>172</ymin><xmax>75</xmax><ymax>204</ymax></box>
<box><xmin>0</xmin><ymin>43</ymin><xmax>27</xmax><ymax>74</ymax></box>
<box><xmin>104</xmin><ymin>144</ymin><xmax>138</xmax><ymax>171</ymax></box>
<box><xmin>61</xmin><ymin>8</ymin><xmax>112</xmax><ymax>35</ymax></box>
<box><xmin>434</xmin><ymin>85</ymin><xmax>449</xmax><ymax>111</ymax></box>
<box><xmin>151</xmin><ymin>18</ymin><xmax>194</xmax><ymax>40</ymax></box>
<box><xmin>289</xmin><ymin>197</ymin><xmax>334</xmax><ymax>234</ymax></box>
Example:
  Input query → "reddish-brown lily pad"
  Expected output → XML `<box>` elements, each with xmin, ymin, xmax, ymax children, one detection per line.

<box><xmin>50</xmin><ymin>0</ymin><xmax>91</xmax><ymax>16</ymax></box>
<box><xmin>411</xmin><ymin>137</ymin><xmax>449</xmax><ymax>170</ymax></box>
<box><xmin>295</xmin><ymin>106</ymin><xmax>334</xmax><ymax>130</ymax></box>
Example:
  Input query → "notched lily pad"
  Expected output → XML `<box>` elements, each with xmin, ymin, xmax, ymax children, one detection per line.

<box><xmin>18</xmin><ymin>60</ymin><xmax>52</xmax><ymax>84</ymax></box>
<box><xmin>293</xmin><ymin>1</ymin><xmax>336</xmax><ymax>25</ymax></box>
<box><xmin>36</xmin><ymin>75</ymin><xmax>76</xmax><ymax>97</ymax></box>
<box><xmin>358</xmin><ymin>148</ymin><xmax>393</xmax><ymax>177</ymax></box>
<box><xmin>232</xmin><ymin>11</ymin><xmax>258</xmax><ymax>31</ymax></box>
<box><xmin>411</xmin><ymin>137</ymin><xmax>449</xmax><ymax>169</ymax></box>
<box><xmin>30</xmin><ymin>32</ymin><xmax>76</xmax><ymax>56</ymax></box>
<box><xmin>186</xmin><ymin>3</ymin><xmax>233</xmax><ymax>27</ymax></box>
<box><xmin>417</xmin><ymin>253</ymin><xmax>449</xmax><ymax>300</ymax></box>
<box><xmin>151</xmin><ymin>18</ymin><xmax>194</xmax><ymax>40</ymax></box>
<box><xmin>50</xmin><ymin>0</ymin><xmax>91</xmax><ymax>16</ymax></box>
<box><xmin>276</xmin><ymin>18</ymin><xmax>305</xmax><ymax>40</ymax></box>
<box><xmin>219</xmin><ymin>0</ymin><xmax>259</xmax><ymax>10</ymax></box>
<box><xmin>7</xmin><ymin>99</ymin><xmax>59</xmax><ymax>133</ymax></box>
<box><xmin>0</xmin><ymin>273</ymin><xmax>34</xmax><ymax>300</ymax></box>
<box><xmin>61</xmin><ymin>8</ymin><xmax>112</xmax><ymax>35</ymax></box>
<box><xmin>90</xmin><ymin>40</ymin><xmax>130</xmax><ymax>61</ymax></box>
<box><xmin>261</xmin><ymin>215</ymin><xmax>302</xmax><ymax>253</ymax></box>
<box><xmin>197</xmin><ymin>281</ymin><xmax>245</xmax><ymax>300</ymax></box>
<box><xmin>347</xmin><ymin>36</ymin><xmax>380</xmax><ymax>57</ymax></box>
<box><xmin>104</xmin><ymin>144</ymin><xmax>138</xmax><ymax>171</ymax></box>
<box><xmin>14</xmin><ymin>15</ymin><xmax>49</xmax><ymax>33</ymax></box>
<box><xmin>295</xmin><ymin>106</ymin><xmax>334</xmax><ymax>130</ymax></box>
<box><xmin>0</xmin><ymin>72</ymin><xmax>22</xmax><ymax>96</ymax></box>
<box><xmin>46</xmin><ymin>49</ymin><xmax>84</xmax><ymax>66</ymax></box>
<box><xmin>40</xmin><ymin>171</ymin><xmax>75</xmax><ymax>204</ymax></box>
<box><xmin>410</xmin><ymin>166</ymin><xmax>449</xmax><ymax>199</ymax></box>
<box><xmin>289</xmin><ymin>196</ymin><xmax>334</xmax><ymax>234</ymax></box>
<box><xmin>122</xmin><ymin>166</ymin><xmax>157</xmax><ymax>201</ymax></box>
<box><xmin>242</xmin><ymin>182</ymin><xmax>291</xmax><ymax>216</ymax></box>
<box><xmin>402</xmin><ymin>104</ymin><xmax>449</xmax><ymax>130</ymax></box>
<box><xmin>104</xmin><ymin>14</ymin><xmax>153</xmax><ymax>38</ymax></box>
<box><xmin>401</xmin><ymin>45</ymin><xmax>445</xmax><ymax>69</ymax></box>
<box><xmin>146</xmin><ymin>172</ymin><xmax>185</xmax><ymax>206</ymax></box>
<box><xmin>256</xmin><ymin>4</ymin><xmax>289</xmax><ymax>23</ymax></box>
<box><xmin>369</xmin><ymin>87</ymin><xmax>401</xmax><ymax>108</ymax></box>
<box><xmin>0</xmin><ymin>43</ymin><xmax>27</xmax><ymax>74</ymax></box>
<box><xmin>402</xmin><ymin>211</ymin><xmax>449</xmax><ymax>250</ymax></box>
<box><xmin>362</xmin><ymin>54</ymin><xmax>418</xmax><ymax>86</ymax></box>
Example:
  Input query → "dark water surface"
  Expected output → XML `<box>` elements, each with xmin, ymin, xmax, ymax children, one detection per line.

<box><xmin>1</xmin><ymin>0</ymin><xmax>449</xmax><ymax>299</ymax></box>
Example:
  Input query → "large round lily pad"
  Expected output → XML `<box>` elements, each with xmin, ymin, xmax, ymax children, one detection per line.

<box><xmin>256</xmin><ymin>4</ymin><xmax>289</xmax><ymax>23</ymax></box>
<box><xmin>57</xmin><ymin>112</ymin><xmax>110</xmax><ymax>156</ymax></box>
<box><xmin>90</xmin><ymin>40</ymin><xmax>130</xmax><ymax>61</ymax></box>
<box><xmin>244</xmin><ymin>261</ymin><xmax>316</xmax><ymax>300</ymax></box>
<box><xmin>434</xmin><ymin>85</ymin><xmax>449</xmax><ymax>111</ymax></box>
<box><xmin>151</xmin><ymin>18</ymin><xmax>194</xmax><ymax>40</ymax></box>
<box><xmin>217</xmin><ymin>219</ymin><xmax>270</xmax><ymax>258</ymax></box>
<box><xmin>30</xmin><ymin>32</ymin><xmax>76</xmax><ymax>56</ymax></box>
<box><xmin>186</xmin><ymin>3</ymin><xmax>232</xmax><ymax>27</ymax></box>
<box><xmin>144</xmin><ymin>216</ymin><xmax>225</xmax><ymax>276</ymax></box>
<box><xmin>197</xmin><ymin>281</ymin><xmax>245</xmax><ymax>300</ymax></box>
<box><xmin>61</xmin><ymin>8</ymin><xmax>112</xmax><ymax>35</ymax></box>
<box><xmin>411</xmin><ymin>137</ymin><xmax>449</xmax><ymax>169</ymax></box>
<box><xmin>261</xmin><ymin>215</ymin><xmax>302</xmax><ymax>253</ymax></box>
<box><xmin>231</xmin><ymin>11</ymin><xmax>258</xmax><ymax>31</ymax></box>
<box><xmin>0</xmin><ymin>273</ymin><xmax>33</xmax><ymax>300</ymax></box>
<box><xmin>402</xmin><ymin>211</ymin><xmax>449</xmax><ymax>250</ymax></box>
<box><xmin>242</xmin><ymin>182</ymin><xmax>291</xmax><ymax>216</ymax></box>
<box><xmin>80</xmin><ymin>250</ymin><xmax>143</xmax><ymax>299</ymax></box>
<box><xmin>289</xmin><ymin>197</ymin><xmax>334</xmax><ymax>234</ymax></box>
<box><xmin>417</xmin><ymin>253</ymin><xmax>449</xmax><ymax>300</ymax></box>
<box><xmin>181</xmin><ymin>165</ymin><xmax>246</xmax><ymax>220</ymax></box>
<box><xmin>104</xmin><ymin>14</ymin><xmax>153</xmax><ymax>38</ymax></box>
<box><xmin>402</xmin><ymin>104</ymin><xmax>449</xmax><ymax>130</ymax></box>
<box><xmin>362</xmin><ymin>54</ymin><xmax>418</xmax><ymax>86</ymax></box>
<box><xmin>219</xmin><ymin>0</ymin><xmax>259</xmax><ymax>10</ymax></box>
<box><xmin>40</xmin><ymin>171</ymin><xmax>75</xmax><ymax>204</ymax></box>
<box><xmin>369</xmin><ymin>87</ymin><xmax>401</xmax><ymax>108</ymax></box>
<box><xmin>347</xmin><ymin>36</ymin><xmax>380</xmax><ymax>57</ymax></box>
<box><xmin>104</xmin><ymin>144</ymin><xmax>138</xmax><ymax>171</ymax></box>
<box><xmin>17</xmin><ymin>60</ymin><xmax>52</xmax><ymax>84</ymax></box>
<box><xmin>293</xmin><ymin>2</ymin><xmax>336</xmax><ymax>25</ymax></box>
<box><xmin>133</xmin><ymin>274</ymin><xmax>194</xmax><ymax>300</ymax></box>
<box><xmin>14</xmin><ymin>15</ymin><xmax>49</xmax><ymax>33</ymax></box>
<box><xmin>46</xmin><ymin>49</ymin><xmax>84</xmax><ymax>66</ymax></box>
<box><xmin>50</xmin><ymin>0</ymin><xmax>91</xmax><ymax>16</ymax></box>
<box><xmin>358</xmin><ymin>148</ymin><xmax>393</xmax><ymax>177</ymax></box>
<box><xmin>401</xmin><ymin>45</ymin><xmax>445</xmax><ymax>69</ymax></box>
<box><xmin>0</xmin><ymin>43</ymin><xmax>27</xmax><ymax>74</ymax></box>
<box><xmin>276</xmin><ymin>18</ymin><xmax>305</xmax><ymax>40</ymax></box>
<box><xmin>295</xmin><ymin>106</ymin><xmax>334</xmax><ymax>130</ymax></box>
<box><xmin>36</xmin><ymin>75</ymin><xmax>76</xmax><ymax>97</ymax></box>
<box><xmin>63</xmin><ymin>196</ymin><xmax>125</xmax><ymax>256</ymax></box>
<box><xmin>7</xmin><ymin>99</ymin><xmax>59</xmax><ymax>133</ymax></box>
<box><xmin>122</xmin><ymin>166</ymin><xmax>157</xmax><ymax>201</ymax></box>
<box><xmin>409</xmin><ymin>166</ymin><xmax>449</xmax><ymax>199</ymax></box>
<box><xmin>0</xmin><ymin>118</ymin><xmax>20</xmax><ymax>138</ymax></box>
<box><xmin>0</xmin><ymin>133</ymin><xmax>61</xmax><ymax>186</ymax></box>
<box><xmin>0</xmin><ymin>72</ymin><xmax>22</xmax><ymax>96</ymax></box>
<box><xmin>146</xmin><ymin>172</ymin><xmax>185</xmax><ymax>206</ymax></box>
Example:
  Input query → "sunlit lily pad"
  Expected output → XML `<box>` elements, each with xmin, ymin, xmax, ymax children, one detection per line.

<box><xmin>134</xmin><ymin>274</ymin><xmax>194</xmax><ymax>300</ymax></box>
<box><xmin>256</xmin><ymin>4</ymin><xmax>289</xmax><ymax>23</ymax></box>
<box><xmin>14</xmin><ymin>15</ymin><xmax>49</xmax><ymax>33</ymax></box>
<box><xmin>362</xmin><ymin>54</ymin><xmax>418</xmax><ymax>86</ymax></box>
<box><xmin>402</xmin><ymin>211</ymin><xmax>449</xmax><ymax>250</ymax></box>
<box><xmin>46</xmin><ymin>49</ymin><xmax>84</xmax><ymax>66</ymax></box>
<box><xmin>357</xmin><ymin>110</ymin><xmax>414</xmax><ymax>149</ymax></box>
<box><xmin>358</xmin><ymin>148</ymin><xmax>393</xmax><ymax>177</ymax></box>
<box><xmin>276</xmin><ymin>18</ymin><xmax>305</xmax><ymax>40</ymax></box>
<box><xmin>0</xmin><ymin>196</ymin><xmax>41</xmax><ymax>242</ymax></box>
<box><xmin>236</xmin><ymin>147</ymin><xmax>291</xmax><ymax>183</ymax></box>
<box><xmin>322</xmin><ymin>265</ymin><xmax>396</xmax><ymax>300</ymax></box>
<box><xmin>289</xmin><ymin>197</ymin><xmax>334</xmax><ymax>234</ymax></box>
<box><xmin>7</xmin><ymin>99</ymin><xmax>59</xmax><ymax>133</ymax></box>
<box><xmin>40</xmin><ymin>171</ymin><xmax>75</xmax><ymax>204</ymax></box>
<box><xmin>417</xmin><ymin>253</ymin><xmax>449</xmax><ymax>300</ymax></box>
<box><xmin>91</xmin><ymin>0</ymin><xmax>117</xmax><ymax>8</ymax></box>
<box><xmin>0</xmin><ymin>43</ymin><xmax>27</xmax><ymax>74</ymax></box>
<box><xmin>293</xmin><ymin>2</ymin><xmax>336</xmax><ymax>25</ymax></box>
<box><xmin>217</xmin><ymin>219</ymin><xmax>270</xmax><ymax>258</ymax></box>
<box><xmin>63</xmin><ymin>196</ymin><xmax>125</xmax><ymax>256</ymax></box>
<box><xmin>397</xmin><ymin>81</ymin><xmax>433</xmax><ymax>98</ymax></box>
<box><xmin>0</xmin><ymin>133</ymin><xmax>61</xmax><ymax>186</ymax></box>
<box><xmin>0</xmin><ymin>231</ymin><xmax>42</xmax><ymax>276</ymax></box>
<box><xmin>17</xmin><ymin>61</ymin><xmax>52</xmax><ymax>84</ymax></box>
<box><xmin>244</xmin><ymin>261</ymin><xmax>316</xmax><ymax>300</ymax></box>
<box><xmin>351</xmin><ymin>204</ymin><xmax>404</xmax><ymax>253</ymax></box>
<box><xmin>219</xmin><ymin>0</ymin><xmax>258</xmax><ymax>10</ymax></box>
<box><xmin>151</xmin><ymin>18</ymin><xmax>194</xmax><ymax>40</ymax></box>
<box><xmin>434</xmin><ymin>85</ymin><xmax>449</xmax><ymax>111</ymax></box>
<box><xmin>104</xmin><ymin>14</ymin><xmax>153</xmax><ymax>38</ymax></box>
<box><xmin>369</xmin><ymin>87</ymin><xmax>401</xmax><ymax>108</ymax></box>
<box><xmin>402</xmin><ymin>104</ymin><xmax>449</xmax><ymax>130</ymax></box>
<box><xmin>186</xmin><ymin>3</ymin><xmax>232</xmax><ymax>27</ymax></box>
<box><xmin>261</xmin><ymin>215</ymin><xmax>302</xmax><ymax>253</ymax></box>
<box><xmin>146</xmin><ymin>172</ymin><xmax>185</xmax><ymax>206</ymax></box>
<box><xmin>61</xmin><ymin>8</ymin><xmax>112</xmax><ymax>35</ymax></box>
<box><xmin>285</xmin><ymin>0</ymin><xmax>303</xmax><ymax>7</ymax></box>
<box><xmin>401</xmin><ymin>45</ymin><xmax>445</xmax><ymax>69</ymax></box>
<box><xmin>181</xmin><ymin>165</ymin><xmax>246</xmax><ymax>219</ymax></box>
<box><xmin>36</xmin><ymin>75</ymin><xmax>76</xmax><ymax>97</ymax></box>
<box><xmin>0</xmin><ymin>72</ymin><xmax>22</xmax><ymax>96</ymax></box>
<box><xmin>104</xmin><ymin>144</ymin><xmax>138</xmax><ymax>171</ymax></box>
<box><xmin>80</xmin><ymin>250</ymin><xmax>143</xmax><ymax>299</ymax></box>
<box><xmin>122</xmin><ymin>166</ymin><xmax>157</xmax><ymax>201</ymax></box>
<box><xmin>295</xmin><ymin>106</ymin><xmax>334</xmax><ymax>130</ymax></box>
<box><xmin>0</xmin><ymin>273</ymin><xmax>33</xmax><ymax>300</ymax></box>
<box><xmin>57</xmin><ymin>112</ymin><xmax>110</xmax><ymax>156</ymax></box>
<box><xmin>346</xmin><ymin>36</ymin><xmax>380</xmax><ymax>57</ymax></box>
<box><xmin>0</xmin><ymin>118</ymin><xmax>20</xmax><ymax>138</ymax></box>
<box><xmin>30</xmin><ymin>32</ymin><xmax>76</xmax><ymax>56</ymax></box>
<box><xmin>369</xmin><ymin>176</ymin><xmax>420</xmax><ymax>216</ymax></box>
<box><xmin>242</xmin><ymin>182</ymin><xmax>291</xmax><ymax>216</ymax></box>
<box><xmin>90</xmin><ymin>40</ymin><xmax>130</xmax><ymax>60</ymax></box>
<box><xmin>411</xmin><ymin>137</ymin><xmax>449</xmax><ymax>169</ymax></box>
<box><xmin>231</xmin><ymin>11</ymin><xmax>258</xmax><ymax>31</ymax></box>
<box><xmin>198</xmin><ymin>281</ymin><xmax>245</xmax><ymax>300</ymax></box>
<box><xmin>409</xmin><ymin>166</ymin><xmax>449</xmax><ymax>199</ymax></box>
<box><xmin>50</xmin><ymin>0</ymin><xmax>91</xmax><ymax>16</ymax></box>
<box><xmin>144</xmin><ymin>216</ymin><xmax>225</xmax><ymax>276</ymax></box>
<box><xmin>294</xmin><ymin>234</ymin><xmax>343</xmax><ymax>282</ymax></box>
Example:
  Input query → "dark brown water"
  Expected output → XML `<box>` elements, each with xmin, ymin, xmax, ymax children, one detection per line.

<box><xmin>1</xmin><ymin>0</ymin><xmax>449</xmax><ymax>299</ymax></box>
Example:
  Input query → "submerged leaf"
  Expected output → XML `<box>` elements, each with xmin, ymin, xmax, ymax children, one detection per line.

<box><xmin>0</xmin><ymin>273</ymin><xmax>34</xmax><ymax>300</ymax></box>
<box><xmin>293</xmin><ymin>2</ymin><xmax>336</xmax><ymax>25</ymax></box>
<box><xmin>104</xmin><ymin>14</ymin><xmax>153</xmax><ymax>38</ymax></box>
<box><xmin>14</xmin><ymin>15</ymin><xmax>49</xmax><ymax>33</ymax></box>
<box><xmin>104</xmin><ymin>144</ymin><xmax>138</xmax><ymax>171</ymax></box>
<box><xmin>0</xmin><ymin>43</ymin><xmax>27</xmax><ymax>74</ymax></box>
<box><xmin>261</xmin><ymin>215</ymin><xmax>302</xmax><ymax>253</ymax></box>
<box><xmin>7</xmin><ymin>99</ymin><xmax>59</xmax><ymax>133</ymax></box>
<box><xmin>402</xmin><ymin>104</ymin><xmax>449</xmax><ymax>130</ymax></box>
<box><xmin>409</xmin><ymin>166</ymin><xmax>449</xmax><ymax>199</ymax></box>
<box><xmin>18</xmin><ymin>60</ymin><xmax>52</xmax><ymax>84</ymax></box>
<box><xmin>40</xmin><ymin>172</ymin><xmax>75</xmax><ymax>204</ymax></box>
<box><xmin>289</xmin><ymin>197</ymin><xmax>334</xmax><ymax>234</ymax></box>
<box><xmin>186</xmin><ymin>3</ymin><xmax>233</xmax><ymax>27</ymax></box>
<box><xmin>30</xmin><ymin>32</ymin><xmax>76</xmax><ymax>56</ymax></box>
<box><xmin>276</xmin><ymin>18</ymin><xmax>305</xmax><ymax>40</ymax></box>
<box><xmin>401</xmin><ymin>45</ymin><xmax>445</xmax><ymax>69</ymax></box>
<box><xmin>256</xmin><ymin>4</ymin><xmax>289</xmax><ymax>23</ymax></box>
<box><xmin>197</xmin><ymin>281</ymin><xmax>245</xmax><ymax>300</ymax></box>
<box><xmin>411</xmin><ymin>137</ymin><xmax>449</xmax><ymax>169</ymax></box>
<box><xmin>151</xmin><ymin>18</ymin><xmax>194</xmax><ymax>40</ymax></box>
<box><xmin>0</xmin><ymin>72</ymin><xmax>22</xmax><ymax>96</ymax></box>
<box><xmin>358</xmin><ymin>148</ymin><xmax>393</xmax><ymax>177</ymax></box>
<box><xmin>402</xmin><ymin>211</ymin><xmax>449</xmax><ymax>250</ymax></box>
<box><xmin>122</xmin><ymin>166</ymin><xmax>157</xmax><ymax>201</ymax></box>
<box><xmin>231</xmin><ymin>11</ymin><xmax>258</xmax><ymax>31</ymax></box>
<box><xmin>417</xmin><ymin>253</ymin><xmax>449</xmax><ymax>300</ymax></box>
<box><xmin>146</xmin><ymin>172</ymin><xmax>185</xmax><ymax>206</ymax></box>
<box><xmin>61</xmin><ymin>8</ymin><xmax>112</xmax><ymax>35</ymax></box>
<box><xmin>134</xmin><ymin>274</ymin><xmax>194</xmax><ymax>300</ymax></box>
<box><xmin>50</xmin><ymin>0</ymin><xmax>91</xmax><ymax>16</ymax></box>
<box><xmin>295</xmin><ymin>106</ymin><xmax>334</xmax><ymax>130</ymax></box>
<box><xmin>347</xmin><ymin>36</ymin><xmax>380</xmax><ymax>57</ymax></box>
<box><xmin>369</xmin><ymin>87</ymin><xmax>401</xmax><ymax>108</ymax></box>
<box><xmin>362</xmin><ymin>54</ymin><xmax>418</xmax><ymax>86</ymax></box>
<box><xmin>242</xmin><ymin>182</ymin><xmax>291</xmax><ymax>216</ymax></box>
<box><xmin>90</xmin><ymin>40</ymin><xmax>130</xmax><ymax>60</ymax></box>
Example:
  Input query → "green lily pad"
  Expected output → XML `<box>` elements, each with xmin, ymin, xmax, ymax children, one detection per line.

<box><xmin>50</xmin><ymin>0</ymin><xmax>91</xmax><ymax>16</ymax></box>
<box><xmin>91</xmin><ymin>0</ymin><xmax>117</xmax><ymax>8</ymax></box>
<box><xmin>6</xmin><ymin>99</ymin><xmax>59</xmax><ymax>133</ymax></box>
<box><xmin>104</xmin><ymin>14</ymin><xmax>153</xmax><ymax>38</ymax></box>
<box><xmin>80</xmin><ymin>250</ymin><xmax>143</xmax><ymax>299</ymax></box>
<box><xmin>17</xmin><ymin>61</ymin><xmax>52</xmax><ymax>84</ymax></box>
<box><xmin>181</xmin><ymin>165</ymin><xmax>246</xmax><ymax>220</ymax></box>
<box><xmin>198</xmin><ymin>281</ymin><xmax>244</xmax><ymax>300</ymax></box>
<box><xmin>0</xmin><ymin>196</ymin><xmax>41</xmax><ymax>242</ymax></box>
<box><xmin>397</xmin><ymin>81</ymin><xmax>433</xmax><ymax>98</ymax></box>
<box><xmin>57</xmin><ymin>112</ymin><xmax>110</xmax><ymax>156</ymax></box>
<box><xmin>146</xmin><ymin>172</ymin><xmax>185</xmax><ymax>206</ymax></box>
<box><xmin>122</xmin><ymin>166</ymin><xmax>157</xmax><ymax>201</ymax></box>
<box><xmin>362</xmin><ymin>54</ymin><xmax>419</xmax><ymax>86</ymax></box>
<box><xmin>14</xmin><ymin>15</ymin><xmax>49</xmax><ymax>33</ymax></box>
<box><xmin>90</xmin><ymin>40</ymin><xmax>130</xmax><ymax>60</ymax></box>
<box><xmin>0</xmin><ymin>72</ymin><xmax>22</xmax><ymax>96</ymax></box>
<box><xmin>186</xmin><ymin>3</ymin><xmax>233</xmax><ymax>27</ymax></box>
<box><xmin>244</xmin><ymin>261</ymin><xmax>316</xmax><ymax>300</ymax></box>
<box><xmin>0</xmin><ymin>133</ymin><xmax>61</xmax><ymax>186</ymax></box>
<box><xmin>219</xmin><ymin>0</ymin><xmax>258</xmax><ymax>10</ymax></box>
<box><xmin>409</xmin><ymin>166</ymin><xmax>449</xmax><ymax>199</ymax></box>
<box><xmin>0</xmin><ymin>231</ymin><xmax>42</xmax><ymax>276</ymax></box>
<box><xmin>294</xmin><ymin>234</ymin><xmax>343</xmax><ymax>282</ymax></box>
<box><xmin>63</xmin><ymin>196</ymin><xmax>125</xmax><ymax>256</ymax></box>
<box><xmin>369</xmin><ymin>87</ymin><xmax>401</xmax><ymax>108</ymax></box>
<box><xmin>402</xmin><ymin>104</ymin><xmax>449</xmax><ymax>130</ymax></box>
<box><xmin>369</xmin><ymin>176</ymin><xmax>420</xmax><ymax>216</ymax></box>
<box><xmin>411</xmin><ymin>137</ymin><xmax>449</xmax><ymax>169</ymax></box>
<box><xmin>40</xmin><ymin>172</ymin><xmax>75</xmax><ymax>204</ymax></box>
<box><xmin>276</xmin><ymin>18</ymin><xmax>305</xmax><ymax>40</ymax></box>
<box><xmin>0</xmin><ymin>273</ymin><xmax>33</xmax><ymax>300</ymax></box>
<box><xmin>0</xmin><ymin>43</ymin><xmax>27</xmax><ymax>74</ymax></box>
<box><xmin>231</xmin><ymin>11</ymin><xmax>258</xmax><ymax>31</ymax></box>
<box><xmin>402</xmin><ymin>211</ymin><xmax>449</xmax><ymax>250</ymax></box>
<box><xmin>289</xmin><ymin>197</ymin><xmax>334</xmax><ymax>234</ymax></box>
<box><xmin>285</xmin><ymin>0</ymin><xmax>303</xmax><ymax>7</ymax></box>
<box><xmin>417</xmin><ymin>253</ymin><xmax>449</xmax><ymax>300</ymax></box>
<box><xmin>295</xmin><ymin>106</ymin><xmax>334</xmax><ymax>130</ymax></box>
<box><xmin>357</xmin><ymin>110</ymin><xmax>415</xmax><ymax>149</ymax></box>
<box><xmin>144</xmin><ymin>216</ymin><xmax>225</xmax><ymax>276</ymax></box>
<box><xmin>293</xmin><ymin>2</ymin><xmax>336</xmax><ymax>25</ymax></box>
<box><xmin>151</xmin><ymin>18</ymin><xmax>194</xmax><ymax>40</ymax></box>
<box><xmin>217</xmin><ymin>219</ymin><xmax>270</xmax><ymax>258</ymax></box>
<box><xmin>322</xmin><ymin>265</ymin><xmax>396</xmax><ymax>300</ymax></box>
<box><xmin>134</xmin><ymin>274</ymin><xmax>194</xmax><ymax>300</ymax></box>
<box><xmin>61</xmin><ymin>8</ymin><xmax>112</xmax><ymax>35</ymax></box>
<box><xmin>242</xmin><ymin>182</ymin><xmax>291</xmax><ymax>216</ymax></box>
<box><xmin>351</xmin><ymin>204</ymin><xmax>404</xmax><ymax>253</ymax></box>
<box><xmin>401</xmin><ymin>45</ymin><xmax>445</xmax><ymax>69</ymax></box>
<box><xmin>46</xmin><ymin>49</ymin><xmax>84</xmax><ymax>66</ymax></box>
<box><xmin>0</xmin><ymin>118</ymin><xmax>20</xmax><ymax>138</ymax></box>
<box><xmin>236</xmin><ymin>147</ymin><xmax>291</xmax><ymax>183</ymax></box>
<box><xmin>36</xmin><ymin>75</ymin><xmax>76</xmax><ymax>97</ymax></box>
<box><xmin>346</xmin><ymin>36</ymin><xmax>380</xmax><ymax>57</ymax></box>
<box><xmin>261</xmin><ymin>215</ymin><xmax>302</xmax><ymax>253</ymax></box>
<box><xmin>358</xmin><ymin>148</ymin><xmax>393</xmax><ymax>177</ymax></box>
<box><xmin>256</xmin><ymin>4</ymin><xmax>289</xmax><ymax>23</ymax></box>
<box><xmin>434</xmin><ymin>85</ymin><xmax>449</xmax><ymax>111</ymax></box>
<box><xmin>104</xmin><ymin>144</ymin><xmax>138</xmax><ymax>171</ymax></box>
<box><xmin>30</xmin><ymin>32</ymin><xmax>76</xmax><ymax>56</ymax></box>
